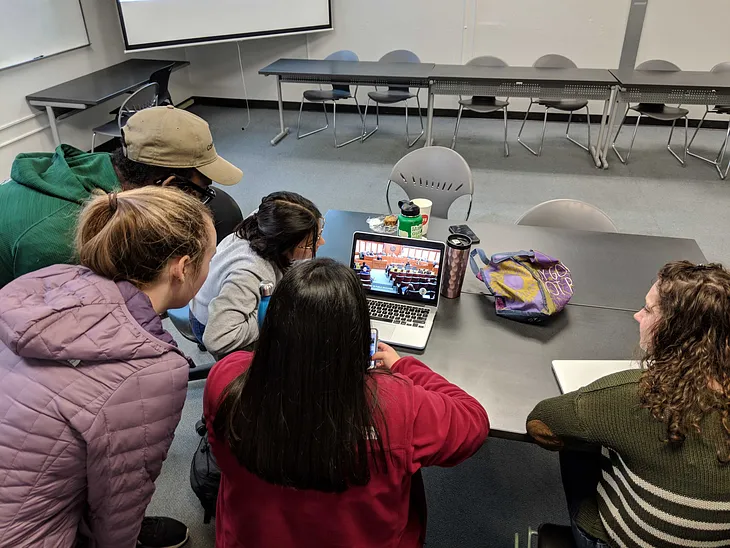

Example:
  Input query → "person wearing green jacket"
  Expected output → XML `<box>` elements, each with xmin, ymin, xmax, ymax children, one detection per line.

<box><xmin>0</xmin><ymin>105</ymin><xmax>242</xmax><ymax>288</ymax></box>
<box><xmin>528</xmin><ymin>261</ymin><xmax>730</xmax><ymax>548</ymax></box>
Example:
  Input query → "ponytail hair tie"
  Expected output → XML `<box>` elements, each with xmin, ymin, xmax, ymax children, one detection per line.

<box><xmin>108</xmin><ymin>192</ymin><xmax>119</xmax><ymax>213</ymax></box>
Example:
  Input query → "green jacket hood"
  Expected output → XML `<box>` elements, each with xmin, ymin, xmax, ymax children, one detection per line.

<box><xmin>9</xmin><ymin>145</ymin><xmax>120</xmax><ymax>203</ymax></box>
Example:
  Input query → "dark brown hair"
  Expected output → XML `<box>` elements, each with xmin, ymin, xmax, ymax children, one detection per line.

<box><xmin>638</xmin><ymin>261</ymin><xmax>730</xmax><ymax>461</ymax></box>
<box><xmin>76</xmin><ymin>186</ymin><xmax>213</xmax><ymax>287</ymax></box>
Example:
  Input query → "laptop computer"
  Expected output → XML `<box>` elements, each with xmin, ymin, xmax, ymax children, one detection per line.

<box><xmin>350</xmin><ymin>231</ymin><xmax>446</xmax><ymax>350</ymax></box>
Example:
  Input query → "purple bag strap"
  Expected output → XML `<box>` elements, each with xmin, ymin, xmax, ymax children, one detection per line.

<box><xmin>469</xmin><ymin>248</ymin><xmax>490</xmax><ymax>276</ymax></box>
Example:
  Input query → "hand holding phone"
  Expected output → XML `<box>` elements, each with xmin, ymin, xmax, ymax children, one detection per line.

<box><xmin>371</xmin><ymin>342</ymin><xmax>401</xmax><ymax>370</ymax></box>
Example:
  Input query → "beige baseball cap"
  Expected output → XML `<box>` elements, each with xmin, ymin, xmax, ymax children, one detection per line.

<box><xmin>123</xmin><ymin>105</ymin><xmax>243</xmax><ymax>186</ymax></box>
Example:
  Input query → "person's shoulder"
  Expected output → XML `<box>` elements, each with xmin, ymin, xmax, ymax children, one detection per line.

<box><xmin>580</xmin><ymin>368</ymin><xmax>642</xmax><ymax>395</ymax></box>
<box><xmin>206</xmin><ymin>351</ymin><xmax>254</xmax><ymax>399</ymax></box>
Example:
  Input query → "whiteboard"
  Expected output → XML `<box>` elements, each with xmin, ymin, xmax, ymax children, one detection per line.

<box><xmin>117</xmin><ymin>0</ymin><xmax>332</xmax><ymax>52</ymax></box>
<box><xmin>0</xmin><ymin>0</ymin><xmax>89</xmax><ymax>71</ymax></box>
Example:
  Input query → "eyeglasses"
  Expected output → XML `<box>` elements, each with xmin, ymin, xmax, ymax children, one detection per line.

<box><xmin>296</xmin><ymin>219</ymin><xmax>326</xmax><ymax>250</ymax></box>
<box><xmin>160</xmin><ymin>175</ymin><xmax>217</xmax><ymax>205</ymax></box>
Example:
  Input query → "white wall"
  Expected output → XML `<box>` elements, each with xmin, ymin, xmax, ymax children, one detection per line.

<box><xmin>0</xmin><ymin>0</ymin><xmax>193</xmax><ymax>175</ymax></box>
<box><xmin>183</xmin><ymin>0</ymin><xmax>632</xmax><ymax>113</ymax></box>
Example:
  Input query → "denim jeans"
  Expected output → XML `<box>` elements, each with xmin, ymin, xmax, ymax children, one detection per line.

<box><xmin>189</xmin><ymin>312</ymin><xmax>206</xmax><ymax>345</ymax></box>
<box><xmin>560</xmin><ymin>450</ymin><xmax>612</xmax><ymax>548</ymax></box>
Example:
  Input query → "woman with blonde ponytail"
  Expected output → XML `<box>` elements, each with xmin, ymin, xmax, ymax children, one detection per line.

<box><xmin>0</xmin><ymin>186</ymin><xmax>216</xmax><ymax>548</ymax></box>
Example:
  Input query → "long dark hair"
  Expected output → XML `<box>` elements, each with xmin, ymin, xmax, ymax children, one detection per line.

<box><xmin>638</xmin><ymin>261</ymin><xmax>730</xmax><ymax>462</ymax></box>
<box><xmin>213</xmin><ymin>259</ymin><xmax>390</xmax><ymax>492</ymax></box>
<box><xmin>234</xmin><ymin>191</ymin><xmax>321</xmax><ymax>272</ymax></box>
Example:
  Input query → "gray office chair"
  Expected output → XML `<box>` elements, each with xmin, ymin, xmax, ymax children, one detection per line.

<box><xmin>517</xmin><ymin>55</ymin><xmax>591</xmax><ymax>156</ymax></box>
<box><xmin>386</xmin><ymin>146</ymin><xmax>473</xmax><ymax>219</ymax></box>
<box><xmin>297</xmin><ymin>50</ymin><xmax>364</xmax><ymax>148</ymax></box>
<box><xmin>687</xmin><ymin>61</ymin><xmax>730</xmax><ymax>179</ymax></box>
<box><xmin>92</xmin><ymin>82</ymin><xmax>158</xmax><ymax>152</ymax></box>
<box><xmin>611</xmin><ymin>60</ymin><xmax>689</xmax><ymax>166</ymax></box>
<box><xmin>516</xmin><ymin>199</ymin><xmax>617</xmax><ymax>233</ymax></box>
<box><xmin>451</xmin><ymin>56</ymin><xmax>510</xmax><ymax>156</ymax></box>
<box><xmin>362</xmin><ymin>50</ymin><xmax>424</xmax><ymax>148</ymax></box>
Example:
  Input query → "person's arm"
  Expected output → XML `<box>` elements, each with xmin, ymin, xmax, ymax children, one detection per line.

<box><xmin>84</xmin><ymin>356</ymin><xmax>188</xmax><ymax>547</ymax></box>
<box><xmin>203</xmin><ymin>272</ymin><xmax>262</xmax><ymax>357</ymax></box>
<box><xmin>527</xmin><ymin>391</ymin><xmax>594</xmax><ymax>451</ymax></box>
<box><xmin>388</xmin><ymin>355</ymin><xmax>489</xmax><ymax>470</ymax></box>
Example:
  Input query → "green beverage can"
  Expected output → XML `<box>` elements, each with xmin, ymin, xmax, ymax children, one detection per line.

<box><xmin>397</xmin><ymin>200</ymin><xmax>423</xmax><ymax>239</ymax></box>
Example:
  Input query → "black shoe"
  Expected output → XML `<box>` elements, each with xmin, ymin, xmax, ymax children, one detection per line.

<box><xmin>137</xmin><ymin>517</ymin><xmax>189</xmax><ymax>548</ymax></box>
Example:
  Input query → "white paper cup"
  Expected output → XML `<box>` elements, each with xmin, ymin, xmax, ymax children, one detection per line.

<box><xmin>412</xmin><ymin>198</ymin><xmax>432</xmax><ymax>237</ymax></box>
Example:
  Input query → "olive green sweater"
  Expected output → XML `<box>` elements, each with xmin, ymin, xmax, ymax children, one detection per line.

<box><xmin>528</xmin><ymin>370</ymin><xmax>730</xmax><ymax>548</ymax></box>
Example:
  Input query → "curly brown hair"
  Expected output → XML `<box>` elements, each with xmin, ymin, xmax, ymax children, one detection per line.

<box><xmin>638</xmin><ymin>261</ymin><xmax>730</xmax><ymax>462</ymax></box>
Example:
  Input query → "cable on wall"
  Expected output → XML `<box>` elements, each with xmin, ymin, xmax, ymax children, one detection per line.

<box><xmin>236</xmin><ymin>41</ymin><xmax>252</xmax><ymax>131</ymax></box>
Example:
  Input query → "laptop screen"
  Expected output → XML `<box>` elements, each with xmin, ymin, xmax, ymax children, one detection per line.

<box><xmin>350</xmin><ymin>232</ymin><xmax>445</xmax><ymax>307</ymax></box>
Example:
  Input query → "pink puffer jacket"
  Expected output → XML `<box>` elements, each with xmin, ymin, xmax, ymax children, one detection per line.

<box><xmin>0</xmin><ymin>265</ymin><xmax>189</xmax><ymax>548</ymax></box>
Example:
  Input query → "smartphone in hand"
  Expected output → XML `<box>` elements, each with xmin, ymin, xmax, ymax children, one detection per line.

<box><xmin>369</xmin><ymin>328</ymin><xmax>378</xmax><ymax>369</ymax></box>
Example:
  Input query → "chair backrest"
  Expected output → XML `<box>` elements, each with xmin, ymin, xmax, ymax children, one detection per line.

<box><xmin>326</xmin><ymin>50</ymin><xmax>359</xmax><ymax>93</ymax></box>
<box><xmin>379</xmin><ymin>50</ymin><xmax>420</xmax><ymax>93</ymax></box>
<box><xmin>118</xmin><ymin>82</ymin><xmax>158</xmax><ymax>130</ymax></box>
<box><xmin>533</xmin><ymin>54</ymin><xmax>577</xmax><ymax>69</ymax></box>
<box><xmin>387</xmin><ymin>146</ymin><xmax>473</xmax><ymax>219</ymax></box>
<box><xmin>149</xmin><ymin>65</ymin><xmax>173</xmax><ymax>105</ymax></box>
<box><xmin>636</xmin><ymin>59</ymin><xmax>681</xmax><ymax>72</ymax></box>
<box><xmin>515</xmin><ymin>199</ymin><xmax>618</xmax><ymax>233</ymax></box>
<box><xmin>466</xmin><ymin>55</ymin><xmax>508</xmax><ymax>68</ymax></box>
<box><xmin>207</xmin><ymin>188</ymin><xmax>244</xmax><ymax>244</ymax></box>
<box><xmin>711</xmin><ymin>61</ymin><xmax>730</xmax><ymax>74</ymax></box>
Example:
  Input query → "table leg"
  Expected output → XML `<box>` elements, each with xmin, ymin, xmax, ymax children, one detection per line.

<box><xmin>600</xmin><ymin>87</ymin><xmax>622</xmax><ymax>169</ymax></box>
<box><xmin>425</xmin><ymin>84</ymin><xmax>435</xmax><ymax>147</ymax></box>
<box><xmin>46</xmin><ymin>106</ymin><xmax>61</xmax><ymax>148</ymax></box>
<box><xmin>591</xmin><ymin>92</ymin><xmax>611</xmax><ymax>168</ymax></box>
<box><xmin>270</xmin><ymin>76</ymin><xmax>290</xmax><ymax>146</ymax></box>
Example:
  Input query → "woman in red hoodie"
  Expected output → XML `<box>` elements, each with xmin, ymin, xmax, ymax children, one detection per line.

<box><xmin>204</xmin><ymin>258</ymin><xmax>489</xmax><ymax>548</ymax></box>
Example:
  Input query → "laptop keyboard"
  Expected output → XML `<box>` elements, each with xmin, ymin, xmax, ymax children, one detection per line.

<box><xmin>368</xmin><ymin>299</ymin><xmax>430</xmax><ymax>328</ymax></box>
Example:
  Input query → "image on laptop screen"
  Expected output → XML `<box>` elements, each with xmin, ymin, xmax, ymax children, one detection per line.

<box><xmin>351</xmin><ymin>233</ymin><xmax>444</xmax><ymax>305</ymax></box>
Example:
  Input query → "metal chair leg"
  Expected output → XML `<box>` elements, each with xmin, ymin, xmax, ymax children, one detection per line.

<box><xmin>716</xmin><ymin>120</ymin><xmax>730</xmax><ymax>180</ymax></box>
<box><xmin>297</xmin><ymin>98</ymin><xmax>329</xmax><ymax>139</ymax></box>
<box><xmin>687</xmin><ymin>106</ymin><xmax>710</xmax><ymax>153</ymax></box>
<box><xmin>91</xmin><ymin>133</ymin><xmax>96</xmax><ymax>153</ymax></box>
<box><xmin>611</xmin><ymin>106</ymin><xmax>635</xmax><ymax>164</ymax></box>
<box><xmin>536</xmin><ymin>108</ymin><xmax>549</xmax><ymax>156</ymax></box>
<box><xmin>565</xmin><ymin>106</ymin><xmax>591</xmax><ymax>152</ymax></box>
<box><xmin>517</xmin><ymin>101</ymin><xmax>540</xmax><ymax>156</ymax></box>
<box><xmin>503</xmin><ymin>106</ymin><xmax>510</xmax><ymax>157</ymax></box>
<box><xmin>361</xmin><ymin>99</ymin><xmax>379</xmax><ymax>142</ymax></box>
<box><xmin>687</xmin><ymin>107</ymin><xmax>730</xmax><ymax>179</ymax></box>
<box><xmin>385</xmin><ymin>179</ymin><xmax>393</xmax><ymax>214</ymax></box>
<box><xmin>451</xmin><ymin>104</ymin><xmax>464</xmax><ymax>149</ymax></box>
<box><xmin>405</xmin><ymin>95</ymin><xmax>425</xmax><ymax>148</ymax></box>
<box><xmin>666</xmin><ymin>117</ymin><xmax>687</xmax><ymax>166</ymax></box>
<box><xmin>332</xmin><ymin>99</ymin><xmax>363</xmax><ymax>148</ymax></box>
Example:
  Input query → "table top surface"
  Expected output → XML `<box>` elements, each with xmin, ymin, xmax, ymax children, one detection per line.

<box><xmin>321</xmin><ymin>210</ymin><xmax>670</xmax><ymax>437</ymax></box>
<box><xmin>610</xmin><ymin>69</ymin><xmax>730</xmax><ymax>90</ymax></box>
<box><xmin>322</xmin><ymin>210</ymin><xmax>706</xmax><ymax>312</ymax></box>
<box><xmin>430</xmin><ymin>65</ymin><xmax>618</xmax><ymax>85</ymax></box>
<box><xmin>26</xmin><ymin>59</ymin><xmax>189</xmax><ymax>107</ymax></box>
<box><xmin>259</xmin><ymin>58</ymin><xmax>436</xmax><ymax>81</ymax></box>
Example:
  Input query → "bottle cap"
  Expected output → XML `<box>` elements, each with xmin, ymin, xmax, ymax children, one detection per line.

<box><xmin>259</xmin><ymin>281</ymin><xmax>274</xmax><ymax>297</ymax></box>
<box><xmin>398</xmin><ymin>200</ymin><xmax>421</xmax><ymax>217</ymax></box>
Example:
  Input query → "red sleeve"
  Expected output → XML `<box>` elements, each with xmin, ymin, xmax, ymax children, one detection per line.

<box><xmin>391</xmin><ymin>356</ymin><xmax>489</xmax><ymax>472</ymax></box>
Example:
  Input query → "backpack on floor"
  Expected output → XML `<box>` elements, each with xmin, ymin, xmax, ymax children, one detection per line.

<box><xmin>190</xmin><ymin>416</ymin><xmax>221</xmax><ymax>524</ymax></box>
<box><xmin>469</xmin><ymin>248</ymin><xmax>573</xmax><ymax>323</ymax></box>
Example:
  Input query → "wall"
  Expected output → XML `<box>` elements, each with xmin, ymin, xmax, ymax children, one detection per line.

<box><xmin>183</xmin><ymin>0</ymin><xmax>632</xmax><ymax>114</ymax></box>
<box><xmin>0</xmin><ymin>0</ymin><xmax>193</xmax><ymax>175</ymax></box>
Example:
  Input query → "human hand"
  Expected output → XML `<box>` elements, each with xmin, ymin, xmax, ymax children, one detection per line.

<box><xmin>372</xmin><ymin>342</ymin><xmax>401</xmax><ymax>370</ymax></box>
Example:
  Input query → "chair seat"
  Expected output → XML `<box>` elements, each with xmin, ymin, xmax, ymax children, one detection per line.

<box><xmin>368</xmin><ymin>90</ymin><xmax>415</xmax><ymax>104</ymax></box>
<box><xmin>459</xmin><ymin>97</ymin><xmax>509</xmax><ymax>113</ymax></box>
<box><xmin>713</xmin><ymin>105</ymin><xmax>730</xmax><ymax>114</ymax></box>
<box><xmin>633</xmin><ymin>104</ymin><xmax>689</xmax><ymax>120</ymax></box>
<box><xmin>168</xmin><ymin>305</ymin><xmax>199</xmax><ymax>344</ymax></box>
<box><xmin>303</xmin><ymin>89</ymin><xmax>351</xmax><ymax>102</ymax></box>
<box><xmin>538</xmin><ymin>99</ymin><xmax>588</xmax><ymax>111</ymax></box>
<box><xmin>92</xmin><ymin>119</ymin><xmax>122</xmax><ymax>137</ymax></box>
<box><xmin>537</xmin><ymin>524</ymin><xmax>576</xmax><ymax>548</ymax></box>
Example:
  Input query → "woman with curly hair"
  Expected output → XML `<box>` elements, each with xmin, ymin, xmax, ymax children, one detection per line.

<box><xmin>527</xmin><ymin>261</ymin><xmax>730</xmax><ymax>548</ymax></box>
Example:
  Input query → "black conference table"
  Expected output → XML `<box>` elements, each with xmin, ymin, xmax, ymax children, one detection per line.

<box><xmin>320</xmin><ymin>210</ymin><xmax>707</xmax><ymax>438</ymax></box>
<box><xmin>26</xmin><ymin>58</ymin><xmax>189</xmax><ymax>147</ymax></box>
<box><xmin>259</xmin><ymin>58</ymin><xmax>435</xmax><ymax>145</ymax></box>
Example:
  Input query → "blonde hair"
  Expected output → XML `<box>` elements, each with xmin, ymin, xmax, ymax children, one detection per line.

<box><xmin>76</xmin><ymin>186</ymin><xmax>213</xmax><ymax>287</ymax></box>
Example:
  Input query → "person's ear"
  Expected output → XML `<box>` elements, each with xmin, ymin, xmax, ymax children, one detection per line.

<box><xmin>168</xmin><ymin>255</ymin><xmax>191</xmax><ymax>284</ymax></box>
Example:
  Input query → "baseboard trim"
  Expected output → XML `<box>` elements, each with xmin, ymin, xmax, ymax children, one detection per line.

<box><xmin>191</xmin><ymin>96</ymin><xmax>730</xmax><ymax>130</ymax></box>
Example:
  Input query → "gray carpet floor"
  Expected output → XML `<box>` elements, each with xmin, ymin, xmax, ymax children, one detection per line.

<box><xmin>147</xmin><ymin>104</ymin><xmax>730</xmax><ymax>547</ymax></box>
